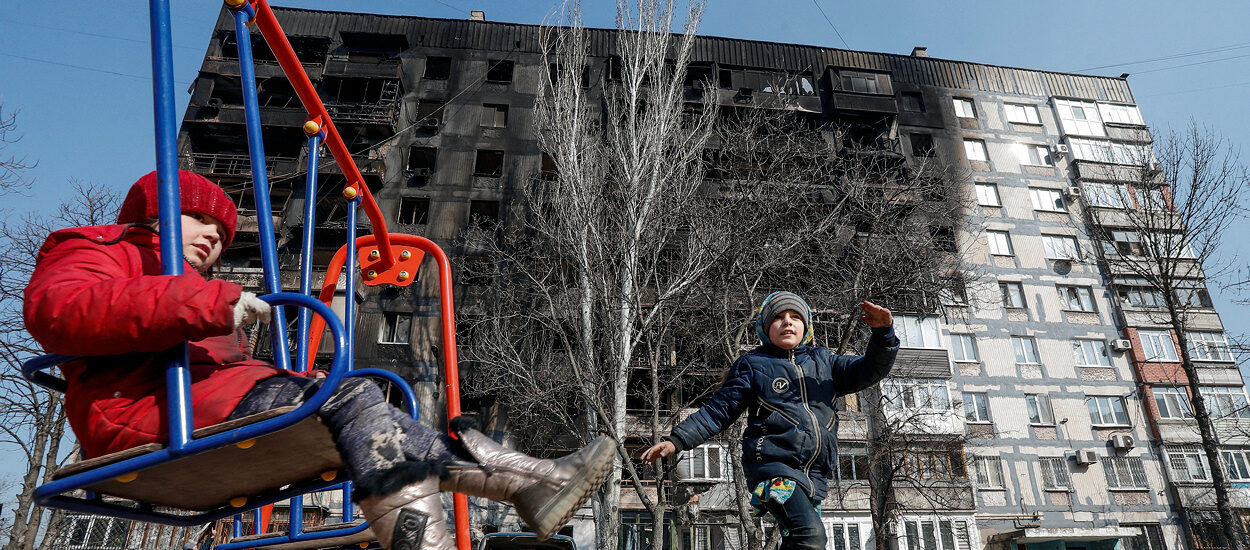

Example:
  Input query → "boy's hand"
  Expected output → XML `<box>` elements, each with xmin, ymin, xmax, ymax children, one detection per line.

<box><xmin>859</xmin><ymin>301</ymin><xmax>892</xmax><ymax>328</ymax></box>
<box><xmin>640</xmin><ymin>441</ymin><xmax>676</xmax><ymax>464</ymax></box>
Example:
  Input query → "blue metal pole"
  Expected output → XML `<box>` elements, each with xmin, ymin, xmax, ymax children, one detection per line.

<box><xmin>252</xmin><ymin>507</ymin><xmax>262</xmax><ymax>535</ymax></box>
<box><xmin>149</xmin><ymin>0</ymin><xmax>193</xmax><ymax>452</ymax></box>
<box><xmin>341</xmin><ymin>197</ymin><xmax>359</xmax><ymax>520</ymax></box>
<box><xmin>233</xmin><ymin>514</ymin><xmax>242</xmax><ymax>539</ymax></box>
<box><xmin>289</xmin><ymin>495</ymin><xmax>305</xmax><ymax>538</ymax></box>
<box><xmin>232</xmin><ymin>8</ymin><xmax>292</xmax><ymax>370</ymax></box>
<box><xmin>295</xmin><ymin>134</ymin><xmax>322</xmax><ymax>372</ymax></box>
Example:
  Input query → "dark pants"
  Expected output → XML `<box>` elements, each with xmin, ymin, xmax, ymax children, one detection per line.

<box><xmin>760</xmin><ymin>483</ymin><xmax>827</xmax><ymax>550</ymax></box>
<box><xmin>229</xmin><ymin>376</ymin><xmax>468</xmax><ymax>480</ymax></box>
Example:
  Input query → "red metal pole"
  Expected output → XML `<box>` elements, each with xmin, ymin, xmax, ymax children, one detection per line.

<box><xmin>247</xmin><ymin>0</ymin><xmax>396</xmax><ymax>270</ymax></box>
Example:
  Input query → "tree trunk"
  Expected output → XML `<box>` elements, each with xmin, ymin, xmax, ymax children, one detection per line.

<box><xmin>6</xmin><ymin>396</ymin><xmax>57</xmax><ymax>550</ymax></box>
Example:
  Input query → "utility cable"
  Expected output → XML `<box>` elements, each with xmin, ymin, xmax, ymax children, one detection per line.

<box><xmin>1075</xmin><ymin>40</ymin><xmax>1250</xmax><ymax>72</ymax></box>
<box><xmin>0</xmin><ymin>51</ymin><xmax>194</xmax><ymax>87</ymax></box>
<box><xmin>810</xmin><ymin>0</ymin><xmax>849</xmax><ymax>49</ymax></box>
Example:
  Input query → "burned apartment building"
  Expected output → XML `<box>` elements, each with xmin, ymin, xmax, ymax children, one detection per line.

<box><xmin>173</xmin><ymin>6</ymin><xmax>1240</xmax><ymax>550</ymax></box>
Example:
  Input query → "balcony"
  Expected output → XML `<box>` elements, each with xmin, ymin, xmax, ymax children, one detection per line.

<box><xmin>325</xmin><ymin>101</ymin><xmax>399</xmax><ymax>127</ymax></box>
<box><xmin>183</xmin><ymin>152</ymin><xmax>300</xmax><ymax>178</ymax></box>
<box><xmin>202</xmin><ymin>56</ymin><xmax>325</xmax><ymax>80</ymax></box>
<box><xmin>323</xmin><ymin>58</ymin><xmax>401</xmax><ymax>79</ymax></box>
<box><xmin>892</xmin><ymin>348</ymin><xmax>952</xmax><ymax>378</ymax></box>
<box><xmin>1072</xmin><ymin>159</ymin><xmax>1165</xmax><ymax>184</ymax></box>
<box><xmin>1105</xmin><ymin>123</ymin><xmax>1153</xmax><ymax>144</ymax></box>
<box><xmin>187</xmin><ymin>101</ymin><xmax>309</xmax><ymax>128</ymax></box>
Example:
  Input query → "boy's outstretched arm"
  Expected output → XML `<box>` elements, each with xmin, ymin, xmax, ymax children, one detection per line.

<box><xmin>642</xmin><ymin>356</ymin><xmax>756</xmax><ymax>464</ymax></box>
<box><xmin>830</xmin><ymin>301</ymin><xmax>900</xmax><ymax>396</ymax></box>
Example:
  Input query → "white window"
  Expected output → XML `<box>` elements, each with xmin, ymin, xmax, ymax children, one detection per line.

<box><xmin>1029</xmin><ymin>188</ymin><xmax>1067</xmax><ymax>212</ymax></box>
<box><xmin>1072</xmin><ymin>339</ymin><xmax>1112</xmax><ymax>367</ymax></box>
<box><xmin>677</xmin><ymin>444</ymin><xmax>730</xmax><ymax>481</ymax></box>
<box><xmin>1103</xmin><ymin>230</ymin><xmax>1143</xmax><ymax>256</ymax></box>
<box><xmin>883</xmin><ymin>379</ymin><xmax>951</xmax><ymax>410</ymax></box>
<box><xmin>1099</xmin><ymin>103</ymin><xmax>1144</xmax><ymax>126</ymax></box>
<box><xmin>1039</xmin><ymin>456</ymin><xmax>1071</xmax><ymax>489</ymax></box>
<box><xmin>1153</xmin><ymin>387</ymin><xmax>1194</xmax><ymax>420</ymax></box>
<box><xmin>1087</xmin><ymin>395</ymin><xmax>1131</xmax><ymax>426</ymax></box>
<box><xmin>1000</xmin><ymin>281</ymin><xmax>1026</xmax><ymax>308</ymax></box>
<box><xmin>1042</xmin><ymin>235</ymin><xmax>1081</xmax><ymax>260</ymax></box>
<box><xmin>975</xmin><ymin>183</ymin><xmax>1001</xmax><ymax>206</ymax></box>
<box><xmin>826</xmin><ymin>521</ymin><xmax>867</xmax><ymax>550</ymax></box>
<box><xmin>963</xmin><ymin>139</ymin><xmax>988</xmax><ymax>162</ymax></box>
<box><xmin>1165</xmin><ymin>445</ymin><xmax>1210</xmax><ymax>482</ymax></box>
<box><xmin>1026</xmin><ymin>393</ymin><xmax>1054</xmax><ymax>424</ymax></box>
<box><xmin>963</xmin><ymin>392</ymin><xmax>990</xmax><ymax>422</ymax></box>
<box><xmin>986</xmin><ymin>230</ymin><xmax>1013</xmax><ymax>255</ymax></box>
<box><xmin>1004</xmin><ymin>103</ymin><xmax>1041</xmax><ymax>124</ymax></box>
<box><xmin>896</xmin><ymin>315</ymin><xmax>942</xmax><ymax>349</ymax></box>
<box><xmin>1054</xmin><ymin>99</ymin><xmax>1105</xmax><ymax>137</ymax></box>
<box><xmin>1221</xmin><ymin>448</ymin><xmax>1250</xmax><ymax>481</ymax></box>
<box><xmin>953</xmin><ymin>98</ymin><xmax>976</xmax><ymax>118</ymax></box>
<box><xmin>1082</xmin><ymin>182</ymin><xmax>1128</xmax><ymax>208</ymax></box>
<box><xmin>1102</xmin><ymin>456</ymin><xmax>1149</xmax><ymax>488</ymax></box>
<box><xmin>1139</xmin><ymin>330</ymin><xmax>1178</xmax><ymax>361</ymax></box>
<box><xmin>1199</xmin><ymin>386</ymin><xmax>1250</xmax><ymax>419</ymax></box>
<box><xmin>950</xmin><ymin>334</ymin><xmax>978</xmax><ymax>362</ymax></box>
<box><xmin>1016</xmin><ymin>144</ymin><xmax>1054</xmax><ymax>167</ymax></box>
<box><xmin>1138</xmin><ymin>186</ymin><xmax>1168</xmax><ymax>210</ymax></box>
<box><xmin>379</xmin><ymin>312</ymin><xmax>412</xmax><ymax>344</ymax></box>
<box><xmin>1058</xmin><ymin>285</ymin><xmax>1096</xmax><ymax>312</ymax></box>
<box><xmin>901</xmin><ymin>518</ymin><xmax>972</xmax><ymax>550</ymax></box>
<box><xmin>1013</xmin><ymin>336</ymin><xmax>1040</xmax><ymax>364</ymax></box>
<box><xmin>1069</xmin><ymin>137</ymin><xmax>1150</xmax><ymax>165</ymax></box>
<box><xmin>1187</xmin><ymin>332</ymin><xmax>1233</xmax><ymax>362</ymax></box>
<box><xmin>1118</xmin><ymin>285</ymin><xmax>1165</xmax><ymax>308</ymax></box>
<box><xmin>972</xmin><ymin>456</ymin><xmax>1005</xmax><ymax>488</ymax></box>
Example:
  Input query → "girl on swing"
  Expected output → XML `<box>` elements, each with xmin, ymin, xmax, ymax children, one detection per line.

<box><xmin>24</xmin><ymin>171</ymin><xmax>614</xmax><ymax>550</ymax></box>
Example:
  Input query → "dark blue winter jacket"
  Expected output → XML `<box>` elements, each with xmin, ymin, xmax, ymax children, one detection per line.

<box><xmin>668</xmin><ymin>326</ymin><xmax>899</xmax><ymax>500</ymax></box>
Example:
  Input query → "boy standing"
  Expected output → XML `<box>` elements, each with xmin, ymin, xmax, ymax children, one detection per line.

<box><xmin>642</xmin><ymin>291</ymin><xmax>898</xmax><ymax>550</ymax></box>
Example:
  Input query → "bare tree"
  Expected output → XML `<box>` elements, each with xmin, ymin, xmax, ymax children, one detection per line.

<box><xmin>1083</xmin><ymin>123</ymin><xmax>1248</xmax><ymax>550</ymax></box>
<box><xmin>0</xmin><ymin>103</ymin><xmax>34</xmax><ymax>194</ymax></box>
<box><xmin>1</xmin><ymin>181</ymin><xmax>121</xmax><ymax>550</ymax></box>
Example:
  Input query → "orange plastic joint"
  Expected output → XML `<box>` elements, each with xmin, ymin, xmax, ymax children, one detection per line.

<box><xmin>224</xmin><ymin>0</ymin><xmax>249</xmax><ymax>8</ymax></box>
<box><xmin>303</xmin><ymin>117</ymin><xmax>323</xmax><ymax>135</ymax></box>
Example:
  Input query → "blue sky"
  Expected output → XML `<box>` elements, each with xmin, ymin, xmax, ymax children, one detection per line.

<box><xmin>1</xmin><ymin>0</ymin><xmax>1248</xmax><ymax>505</ymax></box>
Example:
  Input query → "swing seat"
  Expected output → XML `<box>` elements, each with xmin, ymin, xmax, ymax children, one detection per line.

<box><xmin>227</xmin><ymin>519</ymin><xmax>373</xmax><ymax>550</ymax></box>
<box><xmin>52</xmin><ymin>406</ymin><xmax>344</xmax><ymax>511</ymax></box>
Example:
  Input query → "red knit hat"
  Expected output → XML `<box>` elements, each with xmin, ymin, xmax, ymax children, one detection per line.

<box><xmin>117</xmin><ymin>170</ymin><xmax>238</xmax><ymax>247</ymax></box>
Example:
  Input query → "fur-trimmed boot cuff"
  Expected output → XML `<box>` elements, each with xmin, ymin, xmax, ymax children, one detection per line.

<box><xmin>353</xmin><ymin>460</ymin><xmax>449</xmax><ymax>503</ymax></box>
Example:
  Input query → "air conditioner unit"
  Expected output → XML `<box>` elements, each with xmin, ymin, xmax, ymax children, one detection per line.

<box><xmin>1111</xmin><ymin>339</ymin><xmax>1132</xmax><ymax>352</ymax></box>
<box><xmin>1074</xmin><ymin>450</ymin><xmax>1099</xmax><ymax>465</ymax></box>
<box><xmin>419</xmin><ymin>117</ymin><xmax>440</xmax><ymax>128</ymax></box>
<box><xmin>411</xmin><ymin>168</ymin><xmax>432</xmax><ymax>177</ymax></box>
<box><xmin>1052</xmin><ymin>143</ymin><xmax>1070</xmax><ymax>156</ymax></box>
<box><xmin>1063</xmin><ymin>185</ymin><xmax>1082</xmax><ymax>198</ymax></box>
<box><xmin>1111</xmin><ymin>434</ymin><xmax>1135</xmax><ymax>450</ymax></box>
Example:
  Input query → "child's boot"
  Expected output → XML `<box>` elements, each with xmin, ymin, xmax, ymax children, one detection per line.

<box><xmin>355</xmin><ymin>463</ymin><xmax>455</xmax><ymax>550</ymax></box>
<box><xmin>439</xmin><ymin>424</ymin><xmax>615</xmax><ymax>540</ymax></box>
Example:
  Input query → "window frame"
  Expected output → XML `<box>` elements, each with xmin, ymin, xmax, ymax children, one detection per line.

<box><xmin>972</xmin><ymin>455</ymin><xmax>1006</xmax><ymax>488</ymax></box>
<box><xmin>953</xmin><ymin>98</ymin><xmax>977</xmax><ymax>118</ymax></box>
<box><xmin>999</xmin><ymin>281</ymin><xmax>1026</xmax><ymax>309</ymax></box>
<box><xmin>1042</xmin><ymin>234</ymin><xmax>1081</xmax><ymax>260</ymax></box>
<box><xmin>1221</xmin><ymin>448</ymin><xmax>1250</xmax><ymax>482</ymax></box>
<box><xmin>1102</xmin><ymin>456</ymin><xmax>1149</xmax><ymax>489</ymax></box>
<box><xmin>1186</xmin><ymin>331</ymin><xmax>1234</xmax><ymax>362</ymax></box>
<box><xmin>1004</xmin><ymin>103</ymin><xmax>1042</xmax><ymax>124</ymax></box>
<box><xmin>378</xmin><ymin>311</ymin><xmax>413</xmax><ymax>344</ymax></box>
<box><xmin>1025</xmin><ymin>393</ymin><xmax>1055</xmax><ymax>425</ymax></box>
<box><xmin>677</xmin><ymin>443</ymin><xmax>730</xmax><ymax>481</ymax></box>
<box><xmin>963</xmin><ymin>139</ymin><xmax>989</xmax><ymax>162</ymax></box>
<box><xmin>480</xmin><ymin>102</ymin><xmax>509</xmax><ymax>128</ymax></box>
<box><xmin>895</xmin><ymin>315</ymin><xmax>943</xmax><ymax>349</ymax></box>
<box><xmin>1198</xmin><ymin>386</ymin><xmax>1250</xmax><ymax>420</ymax></box>
<box><xmin>950</xmin><ymin>333</ymin><xmax>978</xmax><ymax>362</ymax></box>
<box><xmin>1017</xmin><ymin>144</ymin><xmax>1054</xmax><ymax>167</ymax></box>
<box><xmin>883</xmin><ymin>379</ymin><xmax>952</xmax><ymax>411</ymax></box>
<box><xmin>1072</xmin><ymin>339</ymin><xmax>1112</xmax><ymax>367</ymax></box>
<box><xmin>900</xmin><ymin>518</ymin><xmax>973</xmax><ymax>550</ymax></box>
<box><xmin>1153</xmin><ymin>387</ymin><xmax>1194</xmax><ymax>420</ymax></box>
<box><xmin>963</xmin><ymin>392</ymin><xmax>991</xmax><ymax>423</ymax></box>
<box><xmin>1086</xmin><ymin>395</ymin><xmax>1131</xmax><ymax>426</ymax></box>
<box><xmin>1029</xmin><ymin>188</ymin><xmax>1068</xmax><ymax>212</ymax></box>
<box><xmin>1139</xmin><ymin>330</ymin><xmax>1178</xmax><ymax>362</ymax></box>
<box><xmin>986</xmin><ymin>230</ymin><xmax>1013</xmax><ymax>256</ymax></box>
<box><xmin>1058</xmin><ymin>285</ymin><xmax>1097</xmax><ymax>312</ymax></box>
<box><xmin>1082</xmin><ymin>182</ymin><xmax>1129</xmax><ymax>209</ymax></box>
<box><xmin>975</xmin><ymin>182</ymin><xmax>1001</xmax><ymax>207</ymax></box>
<box><xmin>1165</xmin><ymin>445</ymin><xmax>1211</xmax><ymax>482</ymax></box>
<box><xmin>1039</xmin><ymin>456</ymin><xmax>1072</xmax><ymax>489</ymax></box>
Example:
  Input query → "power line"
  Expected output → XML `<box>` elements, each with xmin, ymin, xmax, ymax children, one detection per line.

<box><xmin>429</xmin><ymin>0</ymin><xmax>471</xmax><ymax>15</ymax></box>
<box><xmin>0</xmin><ymin>19</ymin><xmax>200</xmax><ymax>51</ymax></box>
<box><xmin>1132</xmin><ymin>52</ymin><xmax>1250</xmax><ymax>75</ymax></box>
<box><xmin>1140</xmin><ymin>80</ymin><xmax>1250</xmax><ymax>99</ymax></box>
<box><xmin>0</xmin><ymin>51</ymin><xmax>194</xmax><ymax>87</ymax></box>
<box><xmin>810</xmin><ymin>0</ymin><xmax>849</xmax><ymax>49</ymax></box>
<box><xmin>1075</xmin><ymin>40</ymin><xmax>1250</xmax><ymax>72</ymax></box>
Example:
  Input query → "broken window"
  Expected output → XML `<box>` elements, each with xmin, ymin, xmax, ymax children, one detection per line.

<box><xmin>424</xmin><ymin>56</ymin><xmax>451</xmax><ymax>80</ymax></box>
<box><xmin>909</xmin><ymin>134</ymin><xmax>936</xmax><ymax>157</ymax></box>
<box><xmin>208</xmin><ymin>75</ymin><xmax>244</xmax><ymax>106</ymax></box>
<box><xmin>378</xmin><ymin>312</ymin><xmax>412</xmax><ymax>344</ymax></box>
<box><xmin>257</xmin><ymin>78</ymin><xmax>300</xmax><ymax>109</ymax></box>
<box><xmin>474</xmin><ymin>150</ymin><xmax>504</xmax><ymax>177</ymax></box>
<box><xmin>397</xmin><ymin>197</ymin><xmax>430</xmax><ymax>225</ymax></box>
<box><xmin>485</xmin><ymin>59</ymin><xmax>514</xmax><ymax>83</ymax></box>
<box><xmin>548</xmin><ymin>63</ymin><xmax>591</xmax><ymax>87</ymax></box>
<box><xmin>685</xmin><ymin>63</ymin><xmax>716</xmax><ymax>88</ymax></box>
<box><xmin>469</xmin><ymin>200</ymin><xmax>501</xmax><ymax>225</ymax></box>
<box><xmin>481</xmin><ymin>103</ymin><xmax>508</xmax><ymax>128</ymax></box>
<box><xmin>340</xmin><ymin>32</ymin><xmax>408</xmax><ymax>63</ymax></box>
<box><xmin>540</xmin><ymin>152</ymin><xmax>558</xmax><ymax>181</ymax></box>
<box><xmin>462</xmin><ymin>255</ymin><xmax>495</xmax><ymax>286</ymax></box>
<box><xmin>901</xmin><ymin>92</ymin><xmax>926</xmax><ymax>112</ymax></box>
<box><xmin>406</xmin><ymin>147</ymin><xmax>437</xmax><ymax>175</ymax></box>
<box><xmin>327</xmin><ymin>77</ymin><xmax>399</xmax><ymax>104</ymax></box>
<box><xmin>414</xmin><ymin>98</ymin><xmax>444</xmax><ymax>126</ymax></box>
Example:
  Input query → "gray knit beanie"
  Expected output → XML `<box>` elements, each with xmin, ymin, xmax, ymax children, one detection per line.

<box><xmin>756</xmin><ymin>291</ymin><xmax>813</xmax><ymax>345</ymax></box>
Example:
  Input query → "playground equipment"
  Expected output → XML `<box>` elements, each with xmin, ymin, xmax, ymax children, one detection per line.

<box><xmin>21</xmin><ymin>1</ymin><xmax>472</xmax><ymax>548</ymax></box>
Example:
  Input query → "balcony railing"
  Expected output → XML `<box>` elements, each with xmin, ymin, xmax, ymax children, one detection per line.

<box><xmin>324</xmin><ymin>101</ymin><xmax>399</xmax><ymax>126</ymax></box>
<box><xmin>184</xmin><ymin>152</ymin><xmax>300</xmax><ymax>177</ymax></box>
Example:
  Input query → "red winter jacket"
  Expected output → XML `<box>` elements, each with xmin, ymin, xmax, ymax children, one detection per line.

<box><xmin>24</xmin><ymin>224</ymin><xmax>289</xmax><ymax>458</ymax></box>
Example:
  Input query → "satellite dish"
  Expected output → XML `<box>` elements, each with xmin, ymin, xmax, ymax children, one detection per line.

<box><xmin>1053</xmin><ymin>259</ymin><xmax>1072</xmax><ymax>275</ymax></box>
